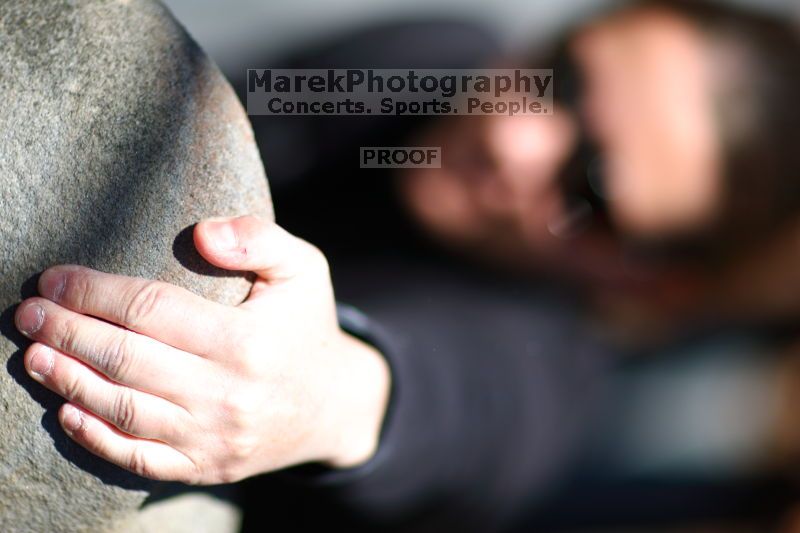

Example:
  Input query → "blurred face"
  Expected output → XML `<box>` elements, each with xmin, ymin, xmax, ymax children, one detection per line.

<box><xmin>399</xmin><ymin>111</ymin><xmax>578</xmax><ymax>262</ymax></box>
<box><xmin>398</xmin><ymin>7</ymin><xmax>722</xmax><ymax>268</ymax></box>
<box><xmin>573</xmin><ymin>7</ymin><xmax>721</xmax><ymax>238</ymax></box>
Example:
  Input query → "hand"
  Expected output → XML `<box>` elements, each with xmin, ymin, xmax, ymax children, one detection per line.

<box><xmin>14</xmin><ymin>216</ymin><xmax>390</xmax><ymax>484</ymax></box>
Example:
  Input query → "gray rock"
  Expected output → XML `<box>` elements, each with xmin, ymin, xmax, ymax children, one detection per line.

<box><xmin>0</xmin><ymin>1</ymin><xmax>272</xmax><ymax>531</ymax></box>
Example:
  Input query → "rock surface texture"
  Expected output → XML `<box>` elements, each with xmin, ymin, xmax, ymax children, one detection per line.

<box><xmin>0</xmin><ymin>1</ymin><xmax>272</xmax><ymax>531</ymax></box>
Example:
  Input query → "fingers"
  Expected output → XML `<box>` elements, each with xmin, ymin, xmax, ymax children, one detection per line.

<box><xmin>194</xmin><ymin>215</ymin><xmax>326</xmax><ymax>283</ymax></box>
<box><xmin>24</xmin><ymin>343</ymin><xmax>190</xmax><ymax>442</ymax></box>
<box><xmin>59</xmin><ymin>403</ymin><xmax>199</xmax><ymax>483</ymax></box>
<box><xmin>36</xmin><ymin>265</ymin><xmax>241</xmax><ymax>356</ymax></box>
<box><xmin>14</xmin><ymin>297</ymin><xmax>198</xmax><ymax>401</ymax></box>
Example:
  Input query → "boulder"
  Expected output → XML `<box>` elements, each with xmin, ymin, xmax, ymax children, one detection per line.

<box><xmin>0</xmin><ymin>0</ymin><xmax>272</xmax><ymax>531</ymax></box>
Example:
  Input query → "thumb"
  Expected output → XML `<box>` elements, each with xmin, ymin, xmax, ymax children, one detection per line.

<box><xmin>194</xmin><ymin>215</ymin><xmax>322</xmax><ymax>283</ymax></box>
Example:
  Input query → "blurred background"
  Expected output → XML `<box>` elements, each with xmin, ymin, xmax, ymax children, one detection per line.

<box><xmin>162</xmin><ymin>0</ymin><xmax>797</xmax><ymax>82</ymax></box>
<box><xmin>160</xmin><ymin>1</ymin><xmax>800</xmax><ymax>532</ymax></box>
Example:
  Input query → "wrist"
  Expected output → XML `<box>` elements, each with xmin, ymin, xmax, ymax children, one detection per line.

<box><xmin>317</xmin><ymin>329</ymin><xmax>391</xmax><ymax>469</ymax></box>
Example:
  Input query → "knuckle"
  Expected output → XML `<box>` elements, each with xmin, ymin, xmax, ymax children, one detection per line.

<box><xmin>182</xmin><ymin>465</ymin><xmax>203</xmax><ymax>486</ymax></box>
<box><xmin>220</xmin><ymin>387</ymin><xmax>260</xmax><ymax>450</ymax></box>
<box><xmin>61</xmin><ymin>372</ymin><xmax>84</xmax><ymax>401</ymax></box>
<box><xmin>128</xmin><ymin>446</ymin><xmax>156</xmax><ymax>479</ymax></box>
<box><xmin>58</xmin><ymin>316</ymin><xmax>83</xmax><ymax>355</ymax></box>
<box><xmin>219</xmin><ymin>433</ymin><xmax>259</xmax><ymax>469</ymax></box>
<box><xmin>211</xmin><ymin>383</ymin><xmax>265</xmax><ymax>481</ymax></box>
<box><xmin>63</xmin><ymin>269</ymin><xmax>92</xmax><ymax>308</ymax></box>
<box><xmin>223</xmin><ymin>318</ymin><xmax>251</xmax><ymax>351</ymax></box>
<box><xmin>216</xmin><ymin>464</ymin><xmax>245</xmax><ymax>484</ymax></box>
<box><xmin>233</xmin><ymin>341</ymin><xmax>263</xmax><ymax>377</ymax></box>
<box><xmin>97</xmin><ymin>331</ymin><xmax>135</xmax><ymax>379</ymax></box>
<box><xmin>221</xmin><ymin>386</ymin><xmax>252</xmax><ymax>423</ymax></box>
<box><xmin>219</xmin><ymin>319</ymin><xmax>263</xmax><ymax>375</ymax></box>
<box><xmin>112</xmin><ymin>388</ymin><xmax>137</xmax><ymax>434</ymax></box>
<box><xmin>178</xmin><ymin>457</ymin><xmax>205</xmax><ymax>485</ymax></box>
<box><xmin>123</xmin><ymin>281</ymin><xmax>169</xmax><ymax>329</ymax></box>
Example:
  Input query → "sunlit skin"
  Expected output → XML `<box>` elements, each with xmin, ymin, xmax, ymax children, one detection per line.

<box><xmin>573</xmin><ymin>7</ymin><xmax>721</xmax><ymax>238</ymax></box>
<box><xmin>15</xmin><ymin>216</ymin><xmax>390</xmax><ymax>483</ymax></box>
<box><xmin>10</xmin><ymin>8</ymin><xmax>740</xmax><ymax>481</ymax></box>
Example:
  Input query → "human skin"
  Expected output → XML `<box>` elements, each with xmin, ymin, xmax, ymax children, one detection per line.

<box><xmin>398</xmin><ymin>6</ymin><xmax>721</xmax><ymax>282</ymax></box>
<box><xmin>6</xmin><ymin>6</ymin><xmax>730</xmax><ymax>481</ymax></box>
<box><xmin>571</xmin><ymin>6</ymin><xmax>721</xmax><ymax>239</ymax></box>
<box><xmin>14</xmin><ymin>215</ymin><xmax>391</xmax><ymax>482</ymax></box>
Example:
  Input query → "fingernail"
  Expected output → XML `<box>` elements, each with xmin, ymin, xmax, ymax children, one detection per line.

<box><xmin>204</xmin><ymin>220</ymin><xmax>238</xmax><ymax>250</ymax></box>
<box><xmin>16</xmin><ymin>303</ymin><xmax>44</xmax><ymax>336</ymax></box>
<box><xmin>28</xmin><ymin>346</ymin><xmax>54</xmax><ymax>380</ymax></box>
<box><xmin>39</xmin><ymin>269</ymin><xmax>66</xmax><ymax>302</ymax></box>
<box><xmin>62</xmin><ymin>404</ymin><xmax>84</xmax><ymax>434</ymax></box>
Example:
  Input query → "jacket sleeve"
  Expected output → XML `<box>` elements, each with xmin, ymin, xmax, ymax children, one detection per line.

<box><xmin>272</xmin><ymin>272</ymin><xmax>614</xmax><ymax>532</ymax></box>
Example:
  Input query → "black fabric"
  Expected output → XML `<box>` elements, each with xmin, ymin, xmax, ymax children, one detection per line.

<box><xmin>242</xmin><ymin>257</ymin><xmax>613</xmax><ymax>533</ymax></box>
<box><xmin>236</xmin><ymin>20</ymin><xmax>615</xmax><ymax>532</ymax></box>
<box><xmin>234</xmin><ymin>18</ymin><xmax>800</xmax><ymax>533</ymax></box>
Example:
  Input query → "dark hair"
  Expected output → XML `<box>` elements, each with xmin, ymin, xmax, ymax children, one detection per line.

<box><xmin>544</xmin><ymin>0</ymin><xmax>800</xmax><ymax>263</ymax></box>
<box><xmin>642</xmin><ymin>0</ymin><xmax>800</xmax><ymax>253</ymax></box>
